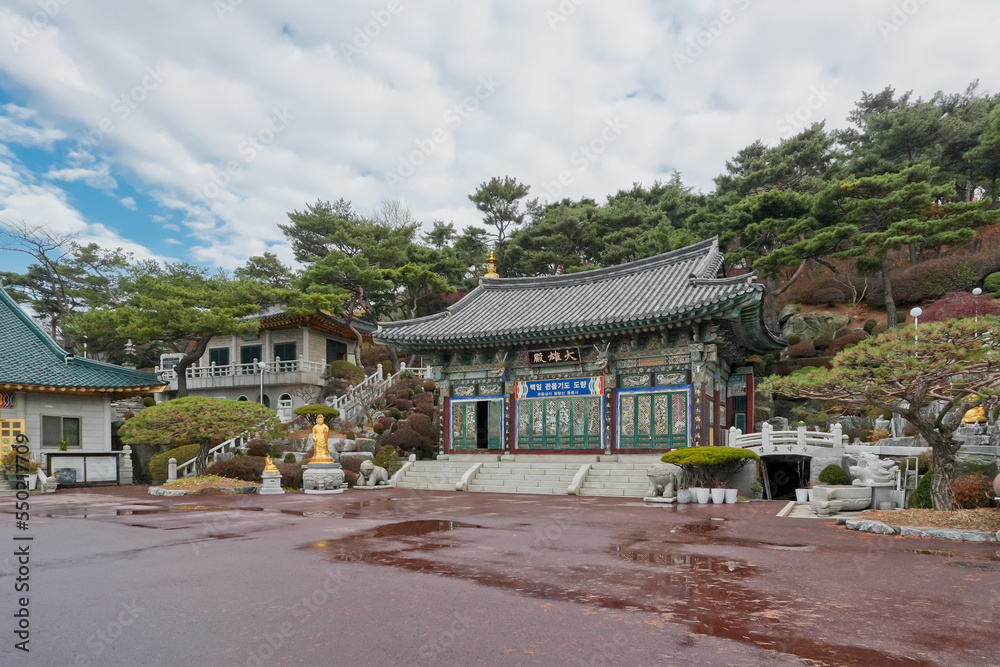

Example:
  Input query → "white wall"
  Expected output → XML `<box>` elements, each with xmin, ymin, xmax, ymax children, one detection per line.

<box><xmin>0</xmin><ymin>392</ymin><xmax>112</xmax><ymax>458</ymax></box>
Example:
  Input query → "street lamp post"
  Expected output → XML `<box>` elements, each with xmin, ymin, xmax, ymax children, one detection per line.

<box><xmin>909</xmin><ymin>307</ymin><xmax>922</xmax><ymax>343</ymax></box>
<box><xmin>258</xmin><ymin>360</ymin><xmax>267</xmax><ymax>404</ymax></box>
<box><xmin>973</xmin><ymin>287</ymin><xmax>983</xmax><ymax>323</ymax></box>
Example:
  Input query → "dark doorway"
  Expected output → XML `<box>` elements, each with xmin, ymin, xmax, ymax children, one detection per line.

<box><xmin>476</xmin><ymin>402</ymin><xmax>489</xmax><ymax>449</ymax></box>
<box><xmin>763</xmin><ymin>455</ymin><xmax>809</xmax><ymax>500</ymax></box>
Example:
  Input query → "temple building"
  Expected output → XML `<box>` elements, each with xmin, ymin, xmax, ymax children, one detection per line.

<box><xmin>374</xmin><ymin>238</ymin><xmax>784</xmax><ymax>456</ymax></box>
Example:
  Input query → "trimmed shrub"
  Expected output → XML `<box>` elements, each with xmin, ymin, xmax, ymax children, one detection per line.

<box><xmin>283</xmin><ymin>452</ymin><xmax>297</xmax><ymax>464</ymax></box>
<box><xmin>374</xmin><ymin>445</ymin><xmax>403</xmax><ymax>476</ymax></box>
<box><xmin>921</xmin><ymin>291</ymin><xmax>1000</xmax><ymax>323</ymax></box>
<box><xmin>863</xmin><ymin>319</ymin><xmax>877</xmax><ymax>334</ymax></box>
<box><xmin>372</xmin><ymin>423</ymin><xmax>386</xmax><ymax>435</ymax></box>
<box><xmin>343</xmin><ymin>470</ymin><xmax>359</xmax><ymax>488</ymax></box>
<box><xmin>142</xmin><ymin>396</ymin><xmax>156</xmax><ymax>407</ymax></box>
<box><xmin>378</xmin><ymin>416</ymin><xmax>394</xmax><ymax>432</ymax></box>
<box><xmin>379</xmin><ymin>428</ymin><xmax>429</xmax><ymax>457</ymax></box>
<box><xmin>826</xmin><ymin>330</ymin><xmax>868</xmax><ymax>356</ymax></box>
<box><xmin>292</xmin><ymin>404</ymin><xmax>341</xmax><ymax>425</ymax></box>
<box><xmin>326</xmin><ymin>360</ymin><xmax>366</xmax><ymax>385</ymax></box>
<box><xmin>886</xmin><ymin>256</ymin><xmax>981</xmax><ymax>306</ymax></box>
<box><xmin>422</xmin><ymin>380</ymin><xmax>436</xmax><ymax>392</ymax></box>
<box><xmin>406</xmin><ymin>413</ymin><xmax>433</xmax><ymax>441</ymax></box>
<box><xmin>812</xmin><ymin>334</ymin><xmax>833</xmax><ymax>350</ymax></box>
<box><xmin>245</xmin><ymin>439</ymin><xmax>271</xmax><ymax>458</ymax></box>
<box><xmin>951</xmin><ymin>473</ymin><xmax>994</xmax><ymax>509</ymax></box>
<box><xmin>817</xmin><ymin>464</ymin><xmax>850</xmax><ymax>485</ymax></box>
<box><xmin>986</xmin><ymin>272</ymin><xmax>1000</xmax><ymax>297</ymax></box>
<box><xmin>268</xmin><ymin>443</ymin><xmax>285</xmax><ymax>459</ymax></box>
<box><xmin>833</xmin><ymin>327</ymin><xmax>849</xmax><ymax>339</ymax></box>
<box><xmin>276</xmin><ymin>462</ymin><xmax>303</xmax><ymax>489</ymax></box>
<box><xmin>207</xmin><ymin>456</ymin><xmax>265</xmax><ymax>483</ymax></box>
<box><xmin>908</xmin><ymin>472</ymin><xmax>933</xmax><ymax>509</ymax></box>
<box><xmin>786</xmin><ymin>334</ymin><xmax>801</xmax><ymax>346</ymax></box>
<box><xmin>390</xmin><ymin>408</ymin><xmax>402</xmax><ymax>420</ymax></box>
<box><xmin>661</xmin><ymin>447</ymin><xmax>759</xmax><ymax>488</ymax></box>
<box><xmin>149</xmin><ymin>444</ymin><xmax>201</xmax><ymax>484</ymax></box>
<box><xmin>786</xmin><ymin>340</ymin><xmax>816</xmax><ymax>358</ymax></box>
<box><xmin>813</xmin><ymin>287</ymin><xmax>846</xmax><ymax>306</ymax></box>
<box><xmin>394</xmin><ymin>398</ymin><xmax>414</xmax><ymax>412</ymax></box>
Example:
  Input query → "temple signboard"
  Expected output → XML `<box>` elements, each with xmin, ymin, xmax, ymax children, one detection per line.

<box><xmin>514</xmin><ymin>376</ymin><xmax>604</xmax><ymax>399</ymax></box>
<box><xmin>526</xmin><ymin>347</ymin><xmax>582</xmax><ymax>366</ymax></box>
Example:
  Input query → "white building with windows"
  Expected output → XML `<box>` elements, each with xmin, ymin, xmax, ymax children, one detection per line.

<box><xmin>0</xmin><ymin>287</ymin><xmax>164</xmax><ymax>483</ymax></box>
<box><xmin>154</xmin><ymin>307</ymin><xmax>374</xmax><ymax>421</ymax></box>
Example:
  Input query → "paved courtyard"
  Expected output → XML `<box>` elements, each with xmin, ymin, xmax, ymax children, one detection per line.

<box><xmin>3</xmin><ymin>488</ymin><xmax>1000</xmax><ymax>666</ymax></box>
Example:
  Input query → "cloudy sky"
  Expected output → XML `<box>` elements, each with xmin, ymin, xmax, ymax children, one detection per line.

<box><xmin>0</xmin><ymin>0</ymin><xmax>997</xmax><ymax>273</ymax></box>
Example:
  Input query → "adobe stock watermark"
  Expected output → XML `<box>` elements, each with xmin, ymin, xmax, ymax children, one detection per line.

<box><xmin>415</xmin><ymin>610</ymin><xmax>474</xmax><ymax>665</ymax></box>
<box><xmin>673</xmin><ymin>0</ymin><xmax>752</xmax><ymax>73</ymax></box>
<box><xmin>384</xmin><ymin>75</ymin><xmax>501</xmax><ymax>192</ymax></box>
<box><xmin>65</xmin><ymin>600</ymin><xmax>145</xmax><ymax>666</ymax></box>
<box><xmin>340</xmin><ymin>0</ymin><xmax>408</xmax><ymax>62</ymax></box>
<box><xmin>240</xmin><ymin>566</ymin><xmax>347</xmax><ymax>667</ymax></box>
<box><xmin>877</xmin><ymin>0</ymin><xmax>929</xmax><ymax>40</ymax></box>
<box><xmin>7</xmin><ymin>0</ymin><xmax>73</xmax><ymax>53</ymax></box>
<box><xmin>517</xmin><ymin>507</ymin><xmax>582</xmax><ymax>564</ymax></box>
<box><xmin>76</xmin><ymin>65</ymin><xmax>169</xmax><ymax>153</ymax></box>
<box><xmin>193</xmin><ymin>106</ymin><xmax>296</xmax><ymax>201</ymax></box>
<box><xmin>763</xmin><ymin>83</ymin><xmax>834</xmax><ymax>145</ymax></box>
<box><xmin>545</xmin><ymin>0</ymin><xmax>588</xmax><ymax>31</ymax></box>
<box><xmin>540</xmin><ymin>117</ymin><xmax>628</xmax><ymax>202</ymax></box>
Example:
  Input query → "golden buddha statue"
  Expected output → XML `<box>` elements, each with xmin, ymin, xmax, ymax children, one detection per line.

<box><xmin>263</xmin><ymin>455</ymin><xmax>279</xmax><ymax>473</ymax></box>
<box><xmin>310</xmin><ymin>414</ymin><xmax>333</xmax><ymax>463</ymax></box>
<box><xmin>962</xmin><ymin>405</ymin><xmax>987</xmax><ymax>424</ymax></box>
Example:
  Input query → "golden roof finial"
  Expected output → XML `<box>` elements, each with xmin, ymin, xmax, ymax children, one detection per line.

<box><xmin>484</xmin><ymin>251</ymin><xmax>500</xmax><ymax>279</ymax></box>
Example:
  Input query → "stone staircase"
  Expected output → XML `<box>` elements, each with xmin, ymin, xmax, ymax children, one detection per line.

<box><xmin>579</xmin><ymin>458</ymin><xmax>658</xmax><ymax>497</ymax></box>
<box><xmin>468</xmin><ymin>460</ymin><xmax>581</xmax><ymax>495</ymax></box>
<box><xmin>394</xmin><ymin>455</ymin><xmax>661</xmax><ymax>498</ymax></box>
<box><xmin>393</xmin><ymin>460</ymin><xmax>473</xmax><ymax>491</ymax></box>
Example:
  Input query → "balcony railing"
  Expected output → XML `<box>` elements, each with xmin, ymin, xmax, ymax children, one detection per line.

<box><xmin>156</xmin><ymin>357</ymin><xmax>328</xmax><ymax>382</ymax></box>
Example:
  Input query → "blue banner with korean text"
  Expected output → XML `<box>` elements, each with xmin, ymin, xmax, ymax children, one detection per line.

<box><xmin>514</xmin><ymin>376</ymin><xmax>605</xmax><ymax>399</ymax></box>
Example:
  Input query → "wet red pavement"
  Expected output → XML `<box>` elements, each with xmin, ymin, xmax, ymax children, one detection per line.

<box><xmin>3</xmin><ymin>488</ymin><xmax>1000</xmax><ymax>666</ymax></box>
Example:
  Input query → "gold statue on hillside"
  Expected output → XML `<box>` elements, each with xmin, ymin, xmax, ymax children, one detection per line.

<box><xmin>962</xmin><ymin>405</ymin><xmax>988</xmax><ymax>424</ymax></box>
<box><xmin>310</xmin><ymin>414</ymin><xmax>333</xmax><ymax>463</ymax></box>
<box><xmin>263</xmin><ymin>455</ymin><xmax>279</xmax><ymax>473</ymax></box>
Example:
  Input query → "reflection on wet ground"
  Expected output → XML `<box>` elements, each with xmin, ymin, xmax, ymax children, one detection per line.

<box><xmin>24</xmin><ymin>495</ymin><xmax>993</xmax><ymax>666</ymax></box>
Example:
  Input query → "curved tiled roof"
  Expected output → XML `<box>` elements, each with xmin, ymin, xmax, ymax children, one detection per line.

<box><xmin>0</xmin><ymin>287</ymin><xmax>165</xmax><ymax>392</ymax></box>
<box><xmin>375</xmin><ymin>237</ymin><xmax>784</xmax><ymax>351</ymax></box>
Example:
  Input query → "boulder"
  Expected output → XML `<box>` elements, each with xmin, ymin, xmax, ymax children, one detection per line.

<box><xmin>778</xmin><ymin>304</ymin><xmax>798</xmax><ymax>326</ymax></box>
<box><xmin>780</xmin><ymin>311</ymin><xmax>850</xmax><ymax>341</ymax></box>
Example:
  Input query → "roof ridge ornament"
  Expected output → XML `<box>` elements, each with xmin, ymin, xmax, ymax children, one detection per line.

<box><xmin>483</xmin><ymin>251</ymin><xmax>500</xmax><ymax>279</ymax></box>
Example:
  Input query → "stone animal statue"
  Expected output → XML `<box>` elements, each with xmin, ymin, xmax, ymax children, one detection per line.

<box><xmin>645</xmin><ymin>463</ymin><xmax>679</xmax><ymax>499</ymax></box>
<box><xmin>357</xmin><ymin>459</ymin><xmax>390</xmax><ymax>487</ymax></box>
<box><xmin>849</xmin><ymin>453</ymin><xmax>898</xmax><ymax>486</ymax></box>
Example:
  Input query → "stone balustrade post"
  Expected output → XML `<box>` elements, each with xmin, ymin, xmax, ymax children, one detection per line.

<box><xmin>120</xmin><ymin>445</ymin><xmax>134</xmax><ymax>485</ymax></box>
<box><xmin>377</xmin><ymin>363</ymin><xmax>383</xmax><ymax>380</ymax></box>
<box><xmin>797</xmin><ymin>425</ymin><xmax>807</xmax><ymax>448</ymax></box>
<box><xmin>168</xmin><ymin>458</ymin><xmax>177</xmax><ymax>482</ymax></box>
<box><xmin>761</xmin><ymin>422</ymin><xmax>772</xmax><ymax>447</ymax></box>
<box><xmin>728</xmin><ymin>426</ymin><xmax>741</xmax><ymax>447</ymax></box>
<box><xmin>832</xmin><ymin>423</ymin><xmax>843</xmax><ymax>449</ymax></box>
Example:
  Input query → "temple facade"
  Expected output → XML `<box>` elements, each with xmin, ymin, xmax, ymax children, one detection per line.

<box><xmin>374</xmin><ymin>238</ymin><xmax>784</xmax><ymax>456</ymax></box>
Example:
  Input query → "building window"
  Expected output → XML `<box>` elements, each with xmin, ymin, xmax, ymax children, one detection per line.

<box><xmin>208</xmin><ymin>347</ymin><xmax>230</xmax><ymax>368</ymax></box>
<box><xmin>237</xmin><ymin>396</ymin><xmax>248</xmax><ymax>401</ymax></box>
<box><xmin>41</xmin><ymin>416</ymin><xmax>81</xmax><ymax>448</ymax></box>
<box><xmin>326</xmin><ymin>339</ymin><xmax>347</xmax><ymax>362</ymax></box>
<box><xmin>278</xmin><ymin>394</ymin><xmax>292</xmax><ymax>409</ymax></box>
<box><xmin>261</xmin><ymin>394</ymin><xmax>271</xmax><ymax>409</ymax></box>
<box><xmin>273</xmin><ymin>341</ymin><xmax>296</xmax><ymax>362</ymax></box>
<box><xmin>240</xmin><ymin>345</ymin><xmax>262</xmax><ymax>373</ymax></box>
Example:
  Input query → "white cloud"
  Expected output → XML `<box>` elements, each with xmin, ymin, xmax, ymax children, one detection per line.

<box><xmin>0</xmin><ymin>0</ymin><xmax>996</xmax><ymax>268</ymax></box>
<box><xmin>119</xmin><ymin>196</ymin><xmax>137</xmax><ymax>210</ymax></box>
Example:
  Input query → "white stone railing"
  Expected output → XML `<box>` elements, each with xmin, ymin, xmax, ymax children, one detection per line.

<box><xmin>729</xmin><ymin>423</ymin><xmax>845</xmax><ymax>449</ymax></box>
<box><xmin>172</xmin><ymin>434</ymin><xmax>247</xmax><ymax>480</ymax></box>
<box><xmin>325</xmin><ymin>362</ymin><xmax>434</xmax><ymax>425</ymax></box>
<box><xmin>156</xmin><ymin>357</ymin><xmax>328</xmax><ymax>381</ymax></box>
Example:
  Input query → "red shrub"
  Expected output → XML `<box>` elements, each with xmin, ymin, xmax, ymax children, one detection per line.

<box><xmin>406</xmin><ymin>413</ymin><xmax>432</xmax><ymax>440</ymax></box>
<box><xmin>786</xmin><ymin>340</ymin><xmax>816</xmax><ymax>358</ymax></box>
<box><xmin>208</xmin><ymin>456</ymin><xmax>264</xmax><ymax>482</ymax></box>
<box><xmin>951</xmin><ymin>473</ymin><xmax>995</xmax><ymax>509</ymax></box>
<box><xmin>921</xmin><ymin>291</ymin><xmax>1000</xmax><ymax>323</ymax></box>
<box><xmin>378</xmin><ymin>428</ymin><xmax>429</xmax><ymax>457</ymax></box>
<box><xmin>826</xmin><ymin>330</ymin><xmax>869</xmax><ymax>356</ymax></box>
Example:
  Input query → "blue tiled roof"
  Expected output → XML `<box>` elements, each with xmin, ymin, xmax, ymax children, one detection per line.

<box><xmin>0</xmin><ymin>287</ymin><xmax>164</xmax><ymax>390</ymax></box>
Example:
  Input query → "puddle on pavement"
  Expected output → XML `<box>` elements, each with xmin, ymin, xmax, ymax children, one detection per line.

<box><xmin>948</xmin><ymin>560</ymin><xmax>1000</xmax><ymax>572</ymax></box>
<box><xmin>302</xmin><ymin>519</ymin><xmax>932</xmax><ymax>667</ymax></box>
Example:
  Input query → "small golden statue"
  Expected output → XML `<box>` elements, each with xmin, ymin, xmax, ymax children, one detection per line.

<box><xmin>962</xmin><ymin>405</ymin><xmax>988</xmax><ymax>424</ymax></box>
<box><xmin>309</xmin><ymin>414</ymin><xmax>333</xmax><ymax>464</ymax></box>
<box><xmin>263</xmin><ymin>455</ymin><xmax>279</xmax><ymax>473</ymax></box>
